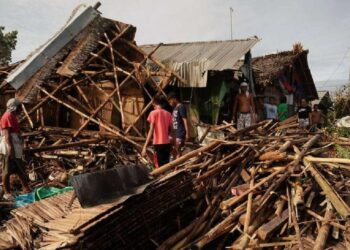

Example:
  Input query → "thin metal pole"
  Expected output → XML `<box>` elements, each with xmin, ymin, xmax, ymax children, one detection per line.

<box><xmin>230</xmin><ymin>7</ymin><xmax>233</xmax><ymax>39</ymax></box>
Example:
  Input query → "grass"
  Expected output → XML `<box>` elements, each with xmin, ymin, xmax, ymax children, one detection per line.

<box><xmin>335</xmin><ymin>144</ymin><xmax>350</xmax><ymax>158</ymax></box>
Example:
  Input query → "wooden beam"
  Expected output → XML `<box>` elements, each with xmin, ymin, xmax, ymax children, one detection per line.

<box><xmin>304</xmin><ymin>159</ymin><xmax>350</xmax><ymax>218</ymax></box>
<box><xmin>25</xmin><ymin>138</ymin><xmax>103</xmax><ymax>153</ymax></box>
<box><xmin>257</xmin><ymin>209</ymin><xmax>289</xmax><ymax>240</ymax></box>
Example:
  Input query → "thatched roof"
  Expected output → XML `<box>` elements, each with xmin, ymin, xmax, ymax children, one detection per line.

<box><xmin>252</xmin><ymin>50</ymin><xmax>318</xmax><ymax>99</ymax></box>
<box><xmin>252</xmin><ymin>51</ymin><xmax>299</xmax><ymax>86</ymax></box>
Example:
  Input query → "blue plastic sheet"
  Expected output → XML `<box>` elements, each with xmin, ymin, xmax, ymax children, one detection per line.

<box><xmin>15</xmin><ymin>193</ymin><xmax>34</xmax><ymax>207</ymax></box>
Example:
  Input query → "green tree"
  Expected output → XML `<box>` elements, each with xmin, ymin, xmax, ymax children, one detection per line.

<box><xmin>0</xmin><ymin>26</ymin><xmax>18</xmax><ymax>65</ymax></box>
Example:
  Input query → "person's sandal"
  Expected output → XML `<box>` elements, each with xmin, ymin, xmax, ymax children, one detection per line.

<box><xmin>3</xmin><ymin>193</ymin><xmax>14</xmax><ymax>201</ymax></box>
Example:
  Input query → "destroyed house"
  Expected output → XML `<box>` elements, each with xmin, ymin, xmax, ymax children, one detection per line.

<box><xmin>0</xmin><ymin>62</ymin><xmax>22</xmax><ymax>114</ymax></box>
<box><xmin>141</xmin><ymin>38</ymin><xmax>260</xmax><ymax>125</ymax></box>
<box><xmin>251</xmin><ymin>48</ymin><xmax>318</xmax><ymax>116</ymax></box>
<box><xmin>3</xmin><ymin>4</ymin><xmax>183</xmax><ymax>138</ymax></box>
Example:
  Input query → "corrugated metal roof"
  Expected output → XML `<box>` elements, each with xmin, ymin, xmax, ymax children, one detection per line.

<box><xmin>141</xmin><ymin>37</ymin><xmax>260</xmax><ymax>87</ymax></box>
<box><xmin>5</xmin><ymin>5</ymin><xmax>99</xmax><ymax>90</ymax></box>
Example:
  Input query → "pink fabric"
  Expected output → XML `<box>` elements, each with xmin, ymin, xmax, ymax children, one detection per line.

<box><xmin>1</xmin><ymin>112</ymin><xmax>20</xmax><ymax>134</ymax></box>
<box><xmin>147</xmin><ymin>109</ymin><xmax>172</xmax><ymax>145</ymax></box>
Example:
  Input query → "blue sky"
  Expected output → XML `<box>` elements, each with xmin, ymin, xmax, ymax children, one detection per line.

<box><xmin>1</xmin><ymin>0</ymin><xmax>349</xmax><ymax>90</ymax></box>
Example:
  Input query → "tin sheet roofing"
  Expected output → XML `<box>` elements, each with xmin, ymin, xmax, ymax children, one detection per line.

<box><xmin>142</xmin><ymin>37</ymin><xmax>260</xmax><ymax>87</ymax></box>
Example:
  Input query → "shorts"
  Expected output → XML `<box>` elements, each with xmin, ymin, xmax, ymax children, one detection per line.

<box><xmin>0</xmin><ymin>155</ymin><xmax>26</xmax><ymax>176</ymax></box>
<box><xmin>237</xmin><ymin>113</ymin><xmax>252</xmax><ymax>129</ymax></box>
<box><xmin>153</xmin><ymin>144</ymin><xmax>171</xmax><ymax>167</ymax></box>
<box><xmin>298</xmin><ymin>118</ymin><xmax>309</xmax><ymax>128</ymax></box>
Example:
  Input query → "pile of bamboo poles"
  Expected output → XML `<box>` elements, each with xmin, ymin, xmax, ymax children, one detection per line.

<box><xmin>151</xmin><ymin>118</ymin><xmax>350</xmax><ymax>250</ymax></box>
<box><xmin>1</xmin><ymin>117</ymin><xmax>350</xmax><ymax>249</ymax></box>
<box><xmin>18</xmin><ymin>127</ymin><xmax>146</xmax><ymax>190</ymax></box>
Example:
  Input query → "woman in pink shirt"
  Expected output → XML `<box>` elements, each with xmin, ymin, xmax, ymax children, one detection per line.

<box><xmin>142</xmin><ymin>95</ymin><xmax>172</xmax><ymax>168</ymax></box>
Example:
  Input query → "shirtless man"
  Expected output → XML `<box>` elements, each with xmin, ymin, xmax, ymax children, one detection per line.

<box><xmin>232</xmin><ymin>82</ymin><xmax>256</xmax><ymax>129</ymax></box>
<box><xmin>310</xmin><ymin>104</ymin><xmax>324</xmax><ymax>129</ymax></box>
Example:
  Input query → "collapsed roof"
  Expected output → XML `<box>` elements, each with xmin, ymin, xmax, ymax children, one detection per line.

<box><xmin>5</xmin><ymin>4</ymin><xmax>140</xmax><ymax>103</ymax></box>
<box><xmin>1</xmin><ymin>3</ymin><xmax>186</xmax><ymax>143</ymax></box>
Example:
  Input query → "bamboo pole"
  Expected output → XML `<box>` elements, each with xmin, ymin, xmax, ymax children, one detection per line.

<box><xmin>124</xmin><ymin>76</ymin><xmax>173</xmax><ymax>135</ymax></box>
<box><xmin>304</xmin><ymin>159</ymin><xmax>350</xmax><ymax>218</ymax></box>
<box><xmin>193</xmin><ymin>202</ymin><xmax>247</xmax><ymax>249</ymax></box>
<box><xmin>72</xmin><ymin>43</ymin><xmax>163</xmax><ymax>138</ymax></box>
<box><xmin>36</xmin><ymin>85</ymin><xmax>142</xmax><ymax>149</ymax></box>
<box><xmin>105</xmin><ymin>33</ymin><xmax>125</xmax><ymax>129</ymax></box>
<box><xmin>21</xmin><ymin>104</ymin><xmax>34</xmax><ymax>129</ymax></box>
<box><xmin>220</xmin><ymin>167</ymin><xmax>286</xmax><ymax>210</ymax></box>
<box><xmin>313</xmin><ymin>203</ymin><xmax>334</xmax><ymax>250</ymax></box>
<box><xmin>305</xmin><ymin>156</ymin><xmax>350</xmax><ymax>165</ymax></box>
<box><xmin>25</xmin><ymin>138</ymin><xmax>103</xmax><ymax>153</ymax></box>
<box><xmin>19</xmin><ymin>79</ymin><xmax>70</xmax><ymax>123</ymax></box>
<box><xmin>243</xmin><ymin>167</ymin><xmax>255</xmax><ymax>234</ymax></box>
<box><xmin>151</xmin><ymin>141</ymin><xmax>221</xmax><ymax>176</ymax></box>
<box><xmin>305</xmin><ymin>208</ymin><xmax>346</xmax><ymax>231</ymax></box>
<box><xmin>120</xmin><ymin>38</ymin><xmax>188</xmax><ymax>85</ymax></box>
<box><xmin>86</xmin><ymin>25</ymin><xmax>132</xmax><ymax>65</ymax></box>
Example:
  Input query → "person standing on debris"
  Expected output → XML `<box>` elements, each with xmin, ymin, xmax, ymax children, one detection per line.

<box><xmin>297</xmin><ymin>98</ymin><xmax>312</xmax><ymax>129</ymax></box>
<box><xmin>232</xmin><ymin>82</ymin><xmax>256</xmax><ymax>129</ymax></box>
<box><xmin>142</xmin><ymin>95</ymin><xmax>173</xmax><ymax>168</ymax></box>
<box><xmin>264</xmin><ymin>96</ymin><xmax>278</xmax><ymax>120</ymax></box>
<box><xmin>0</xmin><ymin>98</ymin><xmax>30</xmax><ymax>200</ymax></box>
<box><xmin>168</xmin><ymin>93</ymin><xmax>189</xmax><ymax>159</ymax></box>
<box><xmin>310</xmin><ymin>104</ymin><xmax>325</xmax><ymax>129</ymax></box>
<box><xmin>277</xmin><ymin>96</ymin><xmax>288</xmax><ymax>122</ymax></box>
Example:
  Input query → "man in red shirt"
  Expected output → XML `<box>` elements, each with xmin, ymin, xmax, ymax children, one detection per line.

<box><xmin>1</xmin><ymin>98</ymin><xmax>30</xmax><ymax>200</ymax></box>
<box><xmin>142</xmin><ymin>95</ymin><xmax>172</xmax><ymax>168</ymax></box>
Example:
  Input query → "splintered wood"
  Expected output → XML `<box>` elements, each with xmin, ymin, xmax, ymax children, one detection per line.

<box><xmin>0</xmin><ymin>170</ymin><xmax>194</xmax><ymax>249</ymax></box>
<box><xmin>0</xmin><ymin>18</ymin><xmax>186</xmax><ymax>190</ymax></box>
<box><xmin>1</xmin><ymin>118</ymin><xmax>350</xmax><ymax>249</ymax></box>
<box><xmin>151</xmin><ymin>118</ymin><xmax>350</xmax><ymax>250</ymax></box>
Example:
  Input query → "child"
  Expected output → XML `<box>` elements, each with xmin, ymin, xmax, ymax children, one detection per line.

<box><xmin>142</xmin><ymin>95</ymin><xmax>172</xmax><ymax>168</ymax></box>
<box><xmin>277</xmin><ymin>96</ymin><xmax>288</xmax><ymax>122</ymax></box>
<box><xmin>310</xmin><ymin>104</ymin><xmax>324</xmax><ymax>129</ymax></box>
<box><xmin>264</xmin><ymin>96</ymin><xmax>278</xmax><ymax>120</ymax></box>
<box><xmin>297</xmin><ymin>98</ymin><xmax>312</xmax><ymax>129</ymax></box>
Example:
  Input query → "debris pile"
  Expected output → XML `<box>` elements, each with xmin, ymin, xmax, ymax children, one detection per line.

<box><xmin>152</xmin><ymin>118</ymin><xmax>350</xmax><ymax>249</ymax></box>
<box><xmin>0</xmin><ymin>6</ymin><xmax>185</xmax><ymax>189</ymax></box>
<box><xmin>0</xmin><ymin>4</ymin><xmax>350</xmax><ymax>250</ymax></box>
<box><xmin>0</xmin><ymin>170</ymin><xmax>194</xmax><ymax>249</ymax></box>
<box><xmin>1</xmin><ymin>117</ymin><xmax>350</xmax><ymax>249</ymax></box>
